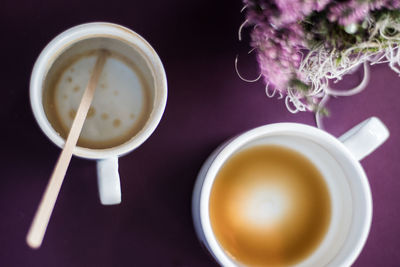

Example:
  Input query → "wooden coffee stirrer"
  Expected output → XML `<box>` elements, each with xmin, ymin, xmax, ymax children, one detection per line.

<box><xmin>26</xmin><ymin>49</ymin><xmax>110</xmax><ymax>249</ymax></box>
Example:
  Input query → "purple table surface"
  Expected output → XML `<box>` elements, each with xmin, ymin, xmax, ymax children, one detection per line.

<box><xmin>1</xmin><ymin>0</ymin><xmax>400</xmax><ymax>266</ymax></box>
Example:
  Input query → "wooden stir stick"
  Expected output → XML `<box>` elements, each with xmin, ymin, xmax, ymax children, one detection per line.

<box><xmin>26</xmin><ymin>50</ymin><xmax>109</xmax><ymax>249</ymax></box>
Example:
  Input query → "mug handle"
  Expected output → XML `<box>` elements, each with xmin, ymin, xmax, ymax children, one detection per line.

<box><xmin>339</xmin><ymin>117</ymin><xmax>390</xmax><ymax>161</ymax></box>
<box><xmin>96</xmin><ymin>157</ymin><xmax>121</xmax><ymax>205</ymax></box>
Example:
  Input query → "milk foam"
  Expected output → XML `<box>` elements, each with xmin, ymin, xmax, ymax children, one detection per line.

<box><xmin>209</xmin><ymin>145</ymin><xmax>333</xmax><ymax>266</ymax></box>
<box><xmin>240</xmin><ymin>184</ymin><xmax>289</xmax><ymax>227</ymax></box>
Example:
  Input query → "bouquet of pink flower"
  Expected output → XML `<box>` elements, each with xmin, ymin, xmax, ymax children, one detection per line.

<box><xmin>241</xmin><ymin>0</ymin><xmax>400</xmax><ymax>118</ymax></box>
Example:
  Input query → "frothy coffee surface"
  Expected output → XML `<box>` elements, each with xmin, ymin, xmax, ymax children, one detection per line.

<box><xmin>43</xmin><ymin>49</ymin><xmax>151</xmax><ymax>149</ymax></box>
<box><xmin>209</xmin><ymin>145</ymin><xmax>331</xmax><ymax>266</ymax></box>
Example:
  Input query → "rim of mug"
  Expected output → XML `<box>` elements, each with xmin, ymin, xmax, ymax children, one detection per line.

<box><xmin>29</xmin><ymin>22</ymin><xmax>167</xmax><ymax>159</ymax></box>
<box><xmin>199</xmin><ymin>123</ymin><xmax>372</xmax><ymax>267</ymax></box>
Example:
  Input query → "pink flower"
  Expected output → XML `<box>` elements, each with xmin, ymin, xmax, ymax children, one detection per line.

<box><xmin>241</xmin><ymin>0</ymin><xmax>400</xmax><ymax>108</ymax></box>
<box><xmin>272</xmin><ymin>0</ymin><xmax>314</xmax><ymax>26</ymax></box>
<box><xmin>328</xmin><ymin>1</ymin><xmax>369</xmax><ymax>26</ymax></box>
<box><xmin>313</xmin><ymin>0</ymin><xmax>331</xmax><ymax>11</ymax></box>
<box><xmin>251</xmin><ymin>23</ymin><xmax>305</xmax><ymax>91</ymax></box>
<box><xmin>328</xmin><ymin>0</ymin><xmax>400</xmax><ymax>26</ymax></box>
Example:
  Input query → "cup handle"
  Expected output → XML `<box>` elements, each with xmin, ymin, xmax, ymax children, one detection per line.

<box><xmin>339</xmin><ymin>117</ymin><xmax>390</xmax><ymax>161</ymax></box>
<box><xmin>96</xmin><ymin>157</ymin><xmax>121</xmax><ymax>205</ymax></box>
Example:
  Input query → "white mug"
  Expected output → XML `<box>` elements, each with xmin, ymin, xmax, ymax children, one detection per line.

<box><xmin>30</xmin><ymin>22</ymin><xmax>167</xmax><ymax>205</ymax></box>
<box><xmin>192</xmin><ymin>117</ymin><xmax>389</xmax><ymax>266</ymax></box>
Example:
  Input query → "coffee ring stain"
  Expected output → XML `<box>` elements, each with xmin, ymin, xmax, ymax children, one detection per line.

<box><xmin>101</xmin><ymin>113</ymin><xmax>109</xmax><ymax>120</ymax></box>
<box><xmin>87</xmin><ymin>107</ymin><xmax>96</xmax><ymax>118</ymax></box>
<box><xmin>69</xmin><ymin>109</ymin><xmax>76</xmax><ymax>120</ymax></box>
<box><xmin>113</xmin><ymin>119</ymin><xmax>121</xmax><ymax>127</ymax></box>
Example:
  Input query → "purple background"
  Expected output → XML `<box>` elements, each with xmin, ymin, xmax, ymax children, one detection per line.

<box><xmin>1</xmin><ymin>0</ymin><xmax>399</xmax><ymax>266</ymax></box>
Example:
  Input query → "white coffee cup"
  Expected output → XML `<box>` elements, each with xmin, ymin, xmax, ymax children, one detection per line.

<box><xmin>192</xmin><ymin>117</ymin><xmax>389</xmax><ymax>267</ymax></box>
<box><xmin>30</xmin><ymin>22</ymin><xmax>167</xmax><ymax>205</ymax></box>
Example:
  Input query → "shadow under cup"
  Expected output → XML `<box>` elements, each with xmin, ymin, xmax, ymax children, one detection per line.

<box><xmin>194</xmin><ymin>125</ymin><xmax>372</xmax><ymax>267</ymax></box>
<box><xmin>41</xmin><ymin>36</ymin><xmax>156</xmax><ymax>151</ymax></box>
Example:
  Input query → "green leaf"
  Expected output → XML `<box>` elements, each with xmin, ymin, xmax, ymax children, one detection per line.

<box><xmin>290</xmin><ymin>79</ymin><xmax>310</xmax><ymax>92</ymax></box>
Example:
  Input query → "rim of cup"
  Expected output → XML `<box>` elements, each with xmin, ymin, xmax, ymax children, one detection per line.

<box><xmin>30</xmin><ymin>22</ymin><xmax>167</xmax><ymax>159</ymax></box>
<box><xmin>199</xmin><ymin>123</ymin><xmax>372</xmax><ymax>267</ymax></box>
